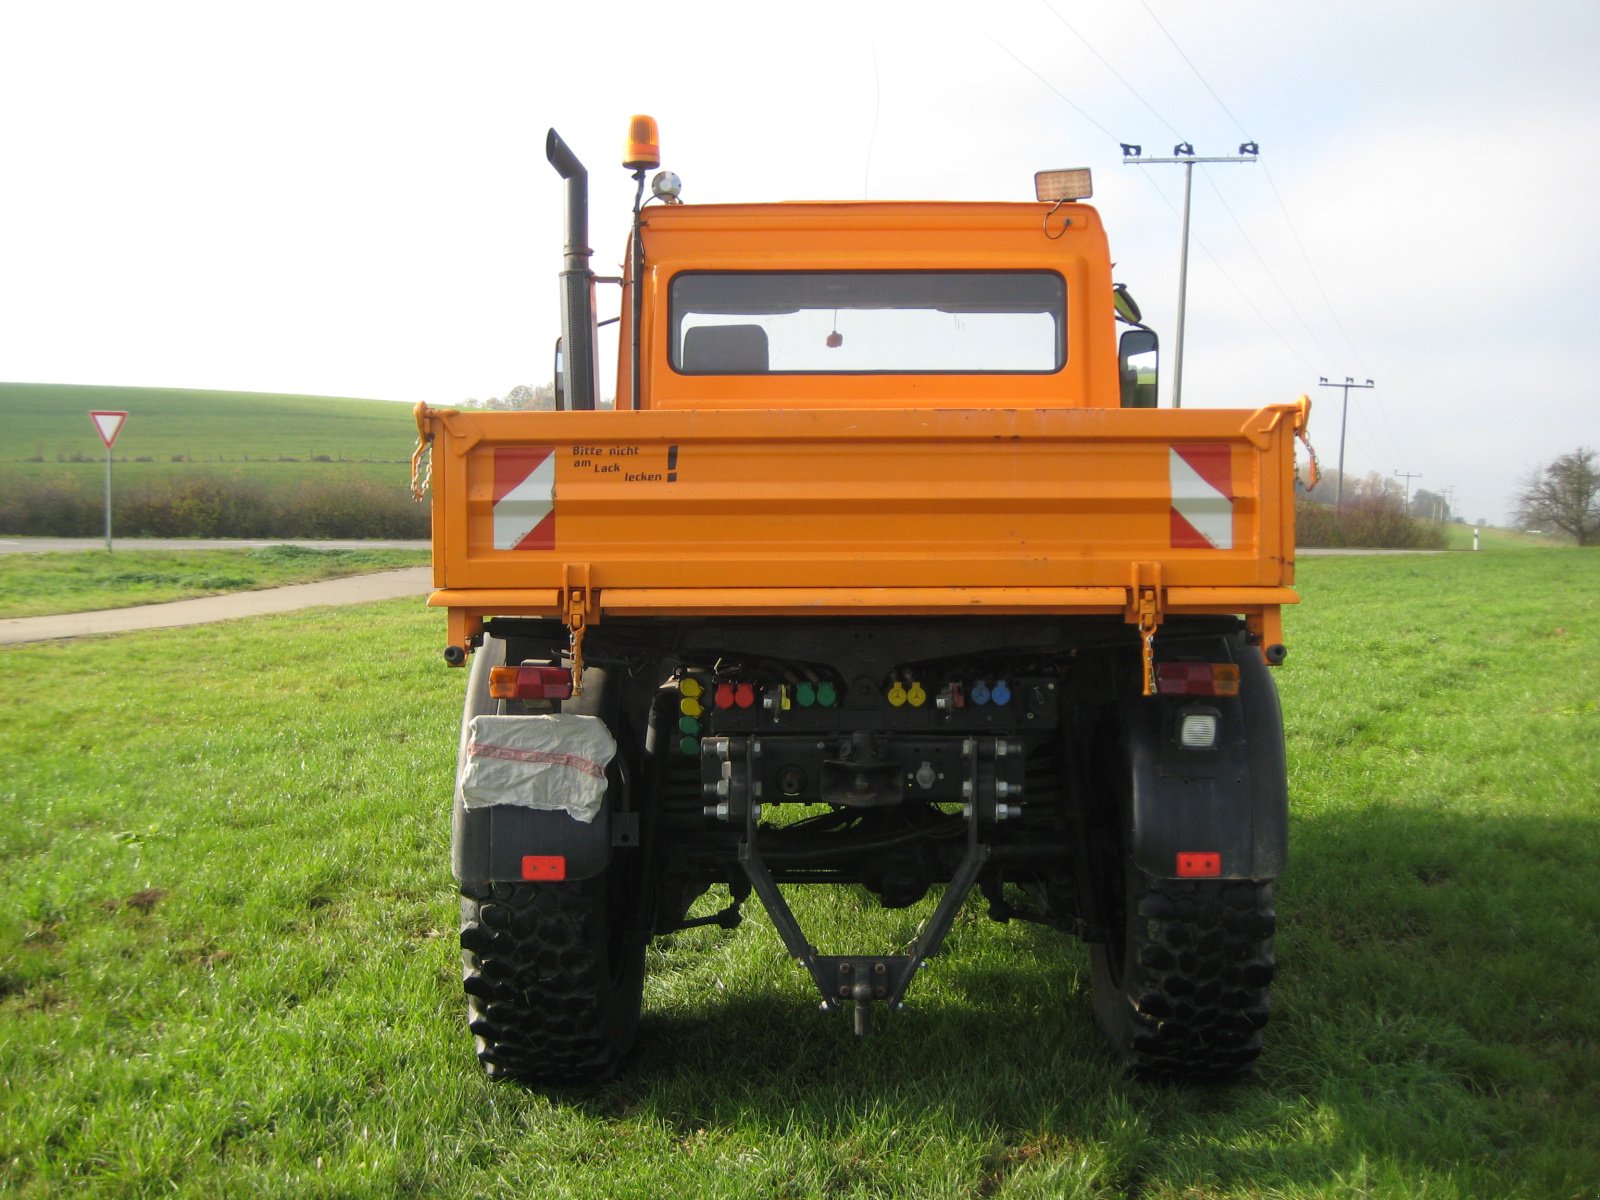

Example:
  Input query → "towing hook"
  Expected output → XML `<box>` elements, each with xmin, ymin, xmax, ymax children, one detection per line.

<box><xmin>851</xmin><ymin>980</ymin><xmax>877</xmax><ymax>1037</ymax></box>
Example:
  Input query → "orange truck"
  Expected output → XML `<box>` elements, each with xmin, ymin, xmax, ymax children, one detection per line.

<box><xmin>414</xmin><ymin>118</ymin><xmax>1311</xmax><ymax>1085</ymax></box>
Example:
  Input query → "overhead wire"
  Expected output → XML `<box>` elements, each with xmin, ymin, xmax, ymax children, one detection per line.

<box><xmin>1131</xmin><ymin>0</ymin><xmax>1401</xmax><ymax>461</ymax></box>
<box><xmin>1135</xmin><ymin>0</ymin><xmax>1253</xmax><ymax>139</ymax></box>
<box><xmin>1027</xmin><ymin>3</ymin><xmax>1403</xmax><ymax>468</ymax></box>
<box><xmin>1040</xmin><ymin>2</ymin><xmax>1180</xmax><ymax>140</ymax></box>
<box><xmin>986</xmin><ymin>33</ymin><xmax>1121</xmax><ymax>144</ymax></box>
<box><xmin>1137</xmin><ymin>170</ymin><xmax>1320</xmax><ymax>378</ymax></box>
<box><xmin>1198</xmin><ymin>171</ymin><xmax>1341</xmax><ymax>368</ymax></box>
<box><xmin>1006</xmin><ymin>9</ymin><xmax>1328</xmax><ymax>388</ymax></box>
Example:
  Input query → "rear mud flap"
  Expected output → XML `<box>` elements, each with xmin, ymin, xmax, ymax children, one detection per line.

<box><xmin>453</xmin><ymin>714</ymin><xmax>622</xmax><ymax>885</ymax></box>
<box><xmin>1119</xmin><ymin>635</ymin><xmax>1288</xmax><ymax>880</ymax></box>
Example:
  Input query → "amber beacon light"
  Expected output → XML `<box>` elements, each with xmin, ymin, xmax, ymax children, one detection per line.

<box><xmin>624</xmin><ymin>115</ymin><xmax>660</xmax><ymax>171</ymax></box>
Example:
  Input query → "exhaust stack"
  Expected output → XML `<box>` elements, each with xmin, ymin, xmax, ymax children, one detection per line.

<box><xmin>546</xmin><ymin>129</ymin><xmax>598</xmax><ymax>411</ymax></box>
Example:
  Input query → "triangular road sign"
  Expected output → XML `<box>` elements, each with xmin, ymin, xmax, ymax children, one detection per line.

<box><xmin>90</xmin><ymin>410</ymin><xmax>128</xmax><ymax>448</ymax></box>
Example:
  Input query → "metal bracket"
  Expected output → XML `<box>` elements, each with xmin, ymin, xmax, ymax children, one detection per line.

<box><xmin>1127</xmin><ymin>560</ymin><xmax>1164</xmax><ymax>696</ymax></box>
<box><xmin>735</xmin><ymin>736</ymin><xmax>1005</xmax><ymax>1036</ymax></box>
<box><xmin>563</xmin><ymin>562</ymin><xmax>592</xmax><ymax>695</ymax></box>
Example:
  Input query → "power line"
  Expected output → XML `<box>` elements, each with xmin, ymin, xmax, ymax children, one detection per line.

<box><xmin>1198</xmin><ymin>170</ymin><xmax>1340</xmax><ymax>368</ymax></box>
<box><xmin>986</xmin><ymin>33</ymin><xmax>1120</xmax><ymax>144</ymax></box>
<box><xmin>1259</xmin><ymin>165</ymin><xmax>1369</xmax><ymax>376</ymax></box>
<box><xmin>1319</xmin><ymin>376</ymin><xmax>1376</xmax><ymax>511</ymax></box>
<box><xmin>991</xmin><ymin>27</ymin><xmax>1321</xmax><ymax>383</ymax></box>
<box><xmin>1134</xmin><ymin>167</ymin><xmax>1320</xmax><ymax>378</ymax></box>
<box><xmin>1136</xmin><ymin>0</ymin><xmax>1254</xmax><ymax>140</ymax></box>
<box><xmin>1394</xmin><ymin>469</ymin><xmax>1422</xmax><ymax>509</ymax></box>
<box><xmin>1131</xmin><ymin>2</ymin><xmax>1375</xmax><ymax>389</ymax></box>
<box><xmin>1126</xmin><ymin>146</ymin><xmax>1260</xmax><ymax>407</ymax></box>
<box><xmin>1041</xmin><ymin>1</ymin><xmax>1180</xmax><ymax>139</ymax></box>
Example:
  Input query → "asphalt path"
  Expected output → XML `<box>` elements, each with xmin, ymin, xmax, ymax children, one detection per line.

<box><xmin>0</xmin><ymin>568</ymin><xmax>433</xmax><ymax>646</ymax></box>
<box><xmin>0</xmin><ymin>537</ymin><xmax>429</xmax><ymax>555</ymax></box>
<box><xmin>0</xmin><ymin>539</ymin><xmax>1444</xmax><ymax>647</ymax></box>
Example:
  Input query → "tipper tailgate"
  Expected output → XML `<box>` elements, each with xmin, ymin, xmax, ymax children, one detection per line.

<box><xmin>418</xmin><ymin>402</ymin><xmax>1306</xmax><ymax>638</ymax></box>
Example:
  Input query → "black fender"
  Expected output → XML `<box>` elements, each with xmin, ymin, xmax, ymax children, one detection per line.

<box><xmin>452</xmin><ymin>635</ymin><xmax>615</xmax><ymax>885</ymax></box>
<box><xmin>1118</xmin><ymin>634</ymin><xmax>1288</xmax><ymax>881</ymax></box>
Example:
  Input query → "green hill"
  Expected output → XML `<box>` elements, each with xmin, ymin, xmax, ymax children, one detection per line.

<box><xmin>0</xmin><ymin>382</ymin><xmax>419</xmax><ymax>465</ymax></box>
<box><xmin>0</xmin><ymin>384</ymin><xmax>429</xmax><ymax>538</ymax></box>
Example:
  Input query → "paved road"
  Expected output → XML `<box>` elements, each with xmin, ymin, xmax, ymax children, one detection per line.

<box><xmin>0</xmin><ymin>539</ymin><xmax>1446</xmax><ymax>647</ymax></box>
<box><xmin>0</xmin><ymin>568</ymin><xmax>433</xmax><ymax>646</ymax></box>
<box><xmin>0</xmin><ymin>538</ymin><xmax>1440</xmax><ymax>559</ymax></box>
<box><xmin>0</xmin><ymin>537</ymin><xmax>430</xmax><ymax>555</ymax></box>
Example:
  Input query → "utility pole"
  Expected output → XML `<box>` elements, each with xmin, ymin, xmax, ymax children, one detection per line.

<box><xmin>1123</xmin><ymin>141</ymin><xmax>1258</xmax><ymax>408</ymax></box>
<box><xmin>1317</xmin><ymin>376</ymin><xmax>1375</xmax><ymax>511</ymax></box>
<box><xmin>1394</xmin><ymin>470</ymin><xmax>1422</xmax><ymax>513</ymax></box>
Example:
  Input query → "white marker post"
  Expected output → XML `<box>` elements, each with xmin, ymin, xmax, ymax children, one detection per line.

<box><xmin>89</xmin><ymin>410</ymin><xmax>128</xmax><ymax>553</ymax></box>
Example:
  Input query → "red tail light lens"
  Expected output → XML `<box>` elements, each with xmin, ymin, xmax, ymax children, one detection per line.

<box><xmin>489</xmin><ymin>666</ymin><xmax>574</xmax><ymax>701</ymax></box>
<box><xmin>1155</xmin><ymin>662</ymin><xmax>1241</xmax><ymax>697</ymax></box>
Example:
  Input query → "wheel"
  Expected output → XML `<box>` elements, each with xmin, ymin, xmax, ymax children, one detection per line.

<box><xmin>459</xmin><ymin>875</ymin><xmax>645</xmax><ymax>1084</ymax></box>
<box><xmin>1084</xmin><ymin>709</ymin><xmax>1276</xmax><ymax>1081</ymax></box>
<box><xmin>454</xmin><ymin>636</ymin><xmax>646</xmax><ymax>1085</ymax></box>
<box><xmin>1089</xmin><ymin>868</ymin><xmax>1276</xmax><ymax>1080</ymax></box>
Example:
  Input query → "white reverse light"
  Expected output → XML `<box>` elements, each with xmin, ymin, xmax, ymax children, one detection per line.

<box><xmin>1179</xmin><ymin>710</ymin><xmax>1219</xmax><ymax>750</ymax></box>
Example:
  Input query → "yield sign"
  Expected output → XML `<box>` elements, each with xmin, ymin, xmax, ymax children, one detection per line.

<box><xmin>90</xmin><ymin>410</ymin><xmax>128</xmax><ymax>448</ymax></box>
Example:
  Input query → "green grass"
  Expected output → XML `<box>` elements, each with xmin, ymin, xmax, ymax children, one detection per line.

<box><xmin>0</xmin><ymin>546</ymin><xmax>428</xmax><ymax>617</ymax></box>
<box><xmin>2</xmin><ymin>457</ymin><xmax>406</xmax><ymax>490</ymax></box>
<box><xmin>2</xmin><ymin>552</ymin><xmax>1597</xmax><ymax>1197</ymax></box>
<box><xmin>0</xmin><ymin>384</ymin><xmax>428</xmax><ymax>538</ymax></box>
<box><xmin>1439</xmin><ymin>523</ymin><xmax>1567</xmax><ymax>551</ymax></box>
<box><xmin>0</xmin><ymin>382</ymin><xmax>420</xmax><ymax>466</ymax></box>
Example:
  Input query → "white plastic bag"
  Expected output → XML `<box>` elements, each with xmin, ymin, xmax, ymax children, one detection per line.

<box><xmin>459</xmin><ymin>714</ymin><xmax>616</xmax><ymax>823</ymax></box>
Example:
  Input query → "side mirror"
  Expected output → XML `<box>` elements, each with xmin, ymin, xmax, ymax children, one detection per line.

<box><xmin>1112</xmin><ymin>283</ymin><xmax>1143</xmax><ymax>325</ymax></box>
<box><xmin>1118</xmin><ymin>328</ymin><xmax>1159</xmax><ymax>409</ymax></box>
<box><xmin>553</xmin><ymin>338</ymin><xmax>566</xmax><ymax>411</ymax></box>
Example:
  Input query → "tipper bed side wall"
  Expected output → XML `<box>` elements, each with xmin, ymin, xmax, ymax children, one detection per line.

<box><xmin>420</xmin><ymin>401</ymin><xmax>1304</xmax><ymax>640</ymax></box>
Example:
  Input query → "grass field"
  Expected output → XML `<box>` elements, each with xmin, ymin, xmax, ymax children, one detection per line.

<box><xmin>0</xmin><ymin>546</ymin><xmax>429</xmax><ymax>618</ymax></box>
<box><xmin>1</xmin><ymin>551</ymin><xmax>1597</xmax><ymax>1198</ymax></box>
<box><xmin>0</xmin><ymin>384</ymin><xmax>426</xmax><ymax>538</ymax></box>
<box><xmin>0</xmin><ymin>383</ymin><xmax>420</xmax><ymax>466</ymax></box>
<box><xmin>1440</xmin><ymin>523</ymin><xmax>1565</xmax><ymax>551</ymax></box>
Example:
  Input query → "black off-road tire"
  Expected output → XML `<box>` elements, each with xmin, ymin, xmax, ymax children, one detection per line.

<box><xmin>1090</xmin><ymin>870</ymin><xmax>1275</xmax><ymax>1081</ymax></box>
<box><xmin>460</xmin><ymin>876</ymin><xmax>645</xmax><ymax>1085</ymax></box>
<box><xmin>455</xmin><ymin>633</ymin><xmax>645</xmax><ymax>1086</ymax></box>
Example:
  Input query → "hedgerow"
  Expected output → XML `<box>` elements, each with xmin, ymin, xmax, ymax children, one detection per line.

<box><xmin>0</xmin><ymin>471</ymin><xmax>427</xmax><ymax>538</ymax></box>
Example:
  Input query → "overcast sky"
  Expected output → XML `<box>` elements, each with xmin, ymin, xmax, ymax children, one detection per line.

<box><xmin>4</xmin><ymin>0</ymin><xmax>1597</xmax><ymax>524</ymax></box>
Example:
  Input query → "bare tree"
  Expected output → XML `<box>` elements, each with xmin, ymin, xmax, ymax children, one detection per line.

<box><xmin>1513</xmin><ymin>447</ymin><xmax>1600</xmax><ymax>545</ymax></box>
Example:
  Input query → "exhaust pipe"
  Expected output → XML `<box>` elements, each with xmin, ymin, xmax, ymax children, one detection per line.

<box><xmin>546</xmin><ymin>129</ymin><xmax>598</xmax><ymax>412</ymax></box>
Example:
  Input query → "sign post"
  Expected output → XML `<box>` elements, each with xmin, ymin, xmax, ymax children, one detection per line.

<box><xmin>89</xmin><ymin>411</ymin><xmax>128</xmax><ymax>553</ymax></box>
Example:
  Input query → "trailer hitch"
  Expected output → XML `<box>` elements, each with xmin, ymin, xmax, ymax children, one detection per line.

<box><xmin>725</xmin><ymin>736</ymin><xmax>1014</xmax><ymax>1035</ymax></box>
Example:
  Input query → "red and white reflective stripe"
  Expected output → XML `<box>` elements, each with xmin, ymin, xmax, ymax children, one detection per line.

<box><xmin>492</xmin><ymin>446</ymin><xmax>556</xmax><ymax>551</ymax></box>
<box><xmin>1169</xmin><ymin>444</ymin><xmax>1234</xmax><ymax>550</ymax></box>
<box><xmin>465</xmin><ymin>739</ymin><xmax>606</xmax><ymax>779</ymax></box>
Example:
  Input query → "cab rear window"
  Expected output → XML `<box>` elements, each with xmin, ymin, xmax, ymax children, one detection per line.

<box><xmin>670</xmin><ymin>271</ymin><xmax>1065</xmax><ymax>375</ymax></box>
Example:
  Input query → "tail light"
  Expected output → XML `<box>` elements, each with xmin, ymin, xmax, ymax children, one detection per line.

<box><xmin>489</xmin><ymin>665</ymin><xmax>574</xmax><ymax>701</ymax></box>
<box><xmin>1155</xmin><ymin>662</ymin><xmax>1241</xmax><ymax>697</ymax></box>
